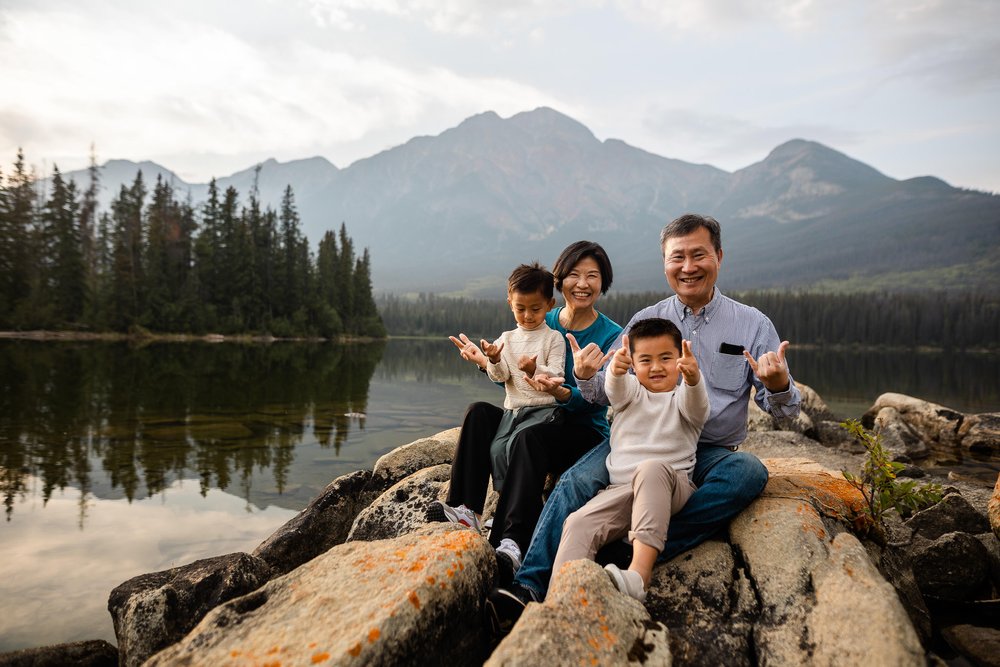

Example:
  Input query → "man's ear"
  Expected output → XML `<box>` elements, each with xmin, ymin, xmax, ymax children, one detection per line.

<box><xmin>717</xmin><ymin>247</ymin><xmax>723</xmax><ymax>265</ymax></box>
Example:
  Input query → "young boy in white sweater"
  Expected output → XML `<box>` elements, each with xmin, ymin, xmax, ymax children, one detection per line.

<box><xmin>428</xmin><ymin>264</ymin><xmax>565</xmax><ymax>556</ymax></box>
<box><xmin>551</xmin><ymin>317</ymin><xmax>709</xmax><ymax>602</ymax></box>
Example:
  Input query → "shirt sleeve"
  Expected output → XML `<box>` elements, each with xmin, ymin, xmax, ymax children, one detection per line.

<box><xmin>749</xmin><ymin>316</ymin><xmax>802</xmax><ymax>419</ymax></box>
<box><xmin>678</xmin><ymin>376</ymin><xmax>711</xmax><ymax>429</ymax></box>
<box><xmin>485</xmin><ymin>332</ymin><xmax>511</xmax><ymax>383</ymax></box>
<box><xmin>605</xmin><ymin>370</ymin><xmax>640</xmax><ymax>411</ymax></box>
<box><xmin>535</xmin><ymin>329</ymin><xmax>566</xmax><ymax>378</ymax></box>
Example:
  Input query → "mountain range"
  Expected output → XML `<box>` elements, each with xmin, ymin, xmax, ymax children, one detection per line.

<box><xmin>63</xmin><ymin>107</ymin><xmax>1000</xmax><ymax>296</ymax></box>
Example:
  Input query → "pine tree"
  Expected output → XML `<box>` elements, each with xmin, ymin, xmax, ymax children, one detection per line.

<box><xmin>43</xmin><ymin>166</ymin><xmax>85</xmax><ymax>323</ymax></box>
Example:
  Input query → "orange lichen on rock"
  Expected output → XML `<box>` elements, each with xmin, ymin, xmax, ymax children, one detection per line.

<box><xmin>347</xmin><ymin>643</ymin><xmax>362</xmax><ymax>657</ymax></box>
<box><xmin>426</xmin><ymin>576</ymin><xmax>436</xmax><ymax>585</ymax></box>
<box><xmin>311</xmin><ymin>652</ymin><xmax>330</xmax><ymax>663</ymax></box>
<box><xmin>368</xmin><ymin>628</ymin><xmax>380</xmax><ymax>643</ymax></box>
<box><xmin>408</xmin><ymin>591</ymin><xmax>421</xmax><ymax>608</ymax></box>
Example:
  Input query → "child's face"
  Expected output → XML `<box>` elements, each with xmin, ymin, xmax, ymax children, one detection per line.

<box><xmin>508</xmin><ymin>289</ymin><xmax>555</xmax><ymax>331</ymax></box>
<box><xmin>631</xmin><ymin>334</ymin><xmax>681</xmax><ymax>393</ymax></box>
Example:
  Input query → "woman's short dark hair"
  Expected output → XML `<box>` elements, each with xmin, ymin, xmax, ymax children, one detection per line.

<box><xmin>627</xmin><ymin>317</ymin><xmax>682</xmax><ymax>353</ymax></box>
<box><xmin>660</xmin><ymin>214</ymin><xmax>722</xmax><ymax>255</ymax></box>
<box><xmin>552</xmin><ymin>241</ymin><xmax>613</xmax><ymax>295</ymax></box>
<box><xmin>508</xmin><ymin>262</ymin><xmax>555</xmax><ymax>299</ymax></box>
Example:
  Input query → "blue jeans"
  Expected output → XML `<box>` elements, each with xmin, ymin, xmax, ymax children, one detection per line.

<box><xmin>513</xmin><ymin>439</ymin><xmax>769</xmax><ymax>600</ymax></box>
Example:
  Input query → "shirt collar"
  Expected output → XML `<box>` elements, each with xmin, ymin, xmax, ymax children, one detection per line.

<box><xmin>676</xmin><ymin>288</ymin><xmax>721</xmax><ymax>322</ymax></box>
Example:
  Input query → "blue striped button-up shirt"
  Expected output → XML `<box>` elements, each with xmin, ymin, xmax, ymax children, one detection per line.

<box><xmin>577</xmin><ymin>289</ymin><xmax>801</xmax><ymax>450</ymax></box>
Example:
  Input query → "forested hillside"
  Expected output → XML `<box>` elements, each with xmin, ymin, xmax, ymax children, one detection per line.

<box><xmin>378</xmin><ymin>290</ymin><xmax>999</xmax><ymax>351</ymax></box>
<box><xmin>0</xmin><ymin>151</ymin><xmax>384</xmax><ymax>338</ymax></box>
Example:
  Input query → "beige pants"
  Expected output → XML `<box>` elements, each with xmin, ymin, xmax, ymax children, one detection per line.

<box><xmin>552</xmin><ymin>459</ymin><xmax>696</xmax><ymax>575</ymax></box>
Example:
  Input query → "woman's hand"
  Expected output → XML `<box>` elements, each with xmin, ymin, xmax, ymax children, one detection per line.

<box><xmin>449</xmin><ymin>333</ymin><xmax>488</xmax><ymax>369</ymax></box>
<box><xmin>567</xmin><ymin>332</ymin><xmax>614</xmax><ymax>380</ymax></box>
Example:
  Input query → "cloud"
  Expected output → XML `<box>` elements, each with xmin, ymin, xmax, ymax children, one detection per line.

<box><xmin>614</xmin><ymin>0</ymin><xmax>823</xmax><ymax>32</ymax></box>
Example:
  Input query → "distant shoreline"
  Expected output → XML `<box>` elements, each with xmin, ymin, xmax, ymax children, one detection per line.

<box><xmin>0</xmin><ymin>330</ymin><xmax>383</xmax><ymax>344</ymax></box>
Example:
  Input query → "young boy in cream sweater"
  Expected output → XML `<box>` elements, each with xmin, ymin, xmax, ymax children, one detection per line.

<box><xmin>551</xmin><ymin>317</ymin><xmax>709</xmax><ymax>601</ymax></box>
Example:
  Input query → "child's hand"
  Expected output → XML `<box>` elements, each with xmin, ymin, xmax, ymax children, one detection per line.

<box><xmin>524</xmin><ymin>373</ymin><xmax>566</xmax><ymax>394</ymax></box>
<box><xmin>676</xmin><ymin>339</ymin><xmax>701</xmax><ymax>385</ymax></box>
<box><xmin>449</xmin><ymin>333</ymin><xmax>488</xmax><ymax>368</ymax></box>
<box><xmin>517</xmin><ymin>354</ymin><xmax>537</xmax><ymax>377</ymax></box>
<box><xmin>608</xmin><ymin>335</ymin><xmax>632</xmax><ymax>376</ymax></box>
<box><xmin>480</xmin><ymin>338</ymin><xmax>505</xmax><ymax>364</ymax></box>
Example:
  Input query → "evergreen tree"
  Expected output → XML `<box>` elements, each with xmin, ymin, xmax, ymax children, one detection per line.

<box><xmin>43</xmin><ymin>167</ymin><xmax>85</xmax><ymax>323</ymax></box>
<box><xmin>0</xmin><ymin>150</ymin><xmax>36</xmax><ymax>326</ymax></box>
<box><xmin>108</xmin><ymin>173</ymin><xmax>146</xmax><ymax>329</ymax></box>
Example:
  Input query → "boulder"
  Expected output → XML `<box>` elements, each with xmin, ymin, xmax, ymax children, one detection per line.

<box><xmin>940</xmin><ymin>624</ymin><xmax>1000</xmax><ymax>667</ymax></box>
<box><xmin>347</xmin><ymin>464</ymin><xmax>455</xmax><ymax>542</ymax></box>
<box><xmin>107</xmin><ymin>552</ymin><xmax>272</xmax><ymax>667</ymax></box>
<box><xmin>486</xmin><ymin>559</ymin><xmax>671</xmax><ymax>666</ymax></box>
<box><xmin>872</xmin><ymin>406</ymin><xmax>930</xmax><ymax>461</ymax></box>
<box><xmin>958</xmin><ymin>412</ymin><xmax>1000</xmax><ymax>454</ymax></box>
<box><xmin>0</xmin><ymin>640</ymin><xmax>117</xmax><ymax>667</ymax></box>
<box><xmin>905</xmin><ymin>492</ymin><xmax>990</xmax><ymax>540</ymax></box>
<box><xmin>814</xmin><ymin>419</ymin><xmax>851</xmax><ymax>447</ymax></box>
<box><xmin>729</xmin><ymin>462</ymin><xmax>924</xmax><ymax>665</ymax></box>
<box><xmin>910</xmin><ymin>532</ymin><xmax>992</xmax><ymax>601</ymax></box>
<box><xmin>371</xmin><ymin>427</ymin><xmax>461</xmax><ymax>491</ymax></box>
<box><xmin>647</xmin><ymin>539</ymin><xmax>757</xmax><ymax>666</ymax></box>
<box><xmin>145</xmin><ymin>524</ymin><xmax>496</xmax><ymax>667</ymax></box>
<box><xmin>253</xmin><ymin>469</ymin><xmax>378</xmax><ymax>576</ymax></box>
<box><xmin>990</xmin><ymin>473</ymin><xmax>1000</xmax><ymax>540</ymax></box>
<box><xmin>796</xmin><ymin>382</ymin><xmax>836</xmax><ymax>422</ymax></box>
<box><xmin>863</xmin><ymin>393</ymin><xmax>965</xmax><ymax>448</ymax></box>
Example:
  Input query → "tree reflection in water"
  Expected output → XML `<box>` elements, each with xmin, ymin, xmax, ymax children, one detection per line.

<box><xmin>0</xmin><ymin>340</ymin><xmax>385</xmax><ymax>522</ymax></box>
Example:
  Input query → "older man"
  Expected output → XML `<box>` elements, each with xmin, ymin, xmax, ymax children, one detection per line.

<box><xmin>487</xmin><ymin>213</ymin><xmax>801</xmax><ymax>633</ymax></box>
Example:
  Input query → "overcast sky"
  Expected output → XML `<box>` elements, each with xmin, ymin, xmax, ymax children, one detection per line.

<box><xmin>2</xmin><ymin>0</ymin><xmax>998</xmax><ymax>192</ymax></box>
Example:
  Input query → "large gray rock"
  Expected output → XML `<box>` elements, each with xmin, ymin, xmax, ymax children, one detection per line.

<box><xmin>0</xmin><ymin>640</ymin><xmax>117</xmax><ymax>667</ymax></box>
<box><xmin>958</xmin><ymin>412</ymin><xmax>1000</xmax><ymax>453</ymax></box>
<box><xmin>910</xmin><ymin>532</ymin><xmax>992</xmax><ymax>601</ymax></box>
<box><xmin>730</xmin><ymin>461</ymin><xmax>924</xmax><ymax>665</ymax></box>
<box><xmin>905</xmin><ymin>492</ymin><xmax>990</xmax><ymax>540</ymax></box>
<box><xmin>347</xmin><ymin>464</ymin><xmax>455</xmax><ymax>542</ymax></box>
<box><xmin>371</xmin><ymin>427</ymin><xmax>461</xmax><ymax>491</ymax></box>
<box><xmin>797</xmin><ymin>382</ymin><xmax>836</xmax><ymax>422</ymax></box>
<box><xmin>991</xmin><ymin>473</ymin><xmax>1000</xmax><ymax>540</ymax></box>
<box><xmin>145</xmin><ymin>524</ymin><xmax>495</xmax><ymax>667</ymax></box>
<box><xmin>940</xmin><ymin>623</ymin><xmax>1000</xmax><ymax>667</ymax></box>
<box><xmin>863</xmin><ymin>393</ymin><xmax>965</xmax><ymax>449</ymax></box>
<box><xmin>873</xmin><ymin>406</ymin><xmax>930</xmax><ymax>461</ymax></box>
<box><xmin>107</xmin><ymin>552</ymin><xmax>271</xmax><ymax>667</ymax></box>
<box><xmin>747</xmin><ymin>387</ymin><xmax>815</xmax><ymax>436</ymax></box>
<box><xmin>253</xmin><ymin>469</ymin><xmax>377</xmax><ymax>576</ymax></box>
<box><xmin>486</xmin><ymin>559</ymin><xmax>671</xmax><ymax>666</ymax></box>
<box><xmin>647</xmin><ymin>539</ymin><xmax>756</xmax><ymax>666</ymax></box>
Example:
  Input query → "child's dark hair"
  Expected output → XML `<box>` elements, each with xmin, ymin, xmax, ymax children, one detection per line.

<box><xmin>508</xmin><ymin>262</ymin><xmax>555</xmax><ymax>299</ymax></box>
<box><xmin>627</xmin><ymin>317</ymin><xmax>682</xmax><ymax>353</ymax></box>
<box><xmin>552</xmin><ymin>241</ymin><xmax>613</xmax><ymax>295</ymax></box>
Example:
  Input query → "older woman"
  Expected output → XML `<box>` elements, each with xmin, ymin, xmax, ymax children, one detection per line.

<box><xmin>436</xmin><ymin>241</ymin><xmax>621</xmax><ymax>585</ymax></box>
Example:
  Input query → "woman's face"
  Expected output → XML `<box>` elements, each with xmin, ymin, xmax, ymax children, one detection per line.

<box><xmin>560</xmin><ymin>256</ymin><xmax>603</xmax><ymax>311</ymax></box>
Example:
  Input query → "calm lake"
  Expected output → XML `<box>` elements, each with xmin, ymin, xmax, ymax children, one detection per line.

<box><xmin>1</xmin><ymin>338</ymin><xmax>998</xmax><ymax>651</ymax></box>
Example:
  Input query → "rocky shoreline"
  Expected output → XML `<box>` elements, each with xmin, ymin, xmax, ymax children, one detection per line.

<box><xmin>2</xmin><ymin>386</ymin><xmax>998</xmax><ymax>666</ymax></box>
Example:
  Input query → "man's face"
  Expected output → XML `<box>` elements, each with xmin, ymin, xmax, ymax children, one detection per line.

<box><xmin>662</xmin><ymin>226</ymin><xmax>722</xmax><ymax>312</ymax></box>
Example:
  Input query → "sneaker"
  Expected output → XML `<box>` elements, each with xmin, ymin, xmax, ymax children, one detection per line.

<box><xmin>605</xmin><ymin>563</ymin><xmax>646</xmax><ymax>602</ymax></box>
<box><xmin>425</xmin><ymin>500</ymin><xmax>481</xmax><ymax>531</ymax></box>
<box><xmin>484</xmin><ymin>584</ymin><xmax>534</xmax><ymax>640</ymax></box>
<box><xmin>494</xmin><ymin>538</ymin><xmax>522</xmax><ymax>588</ymax></box>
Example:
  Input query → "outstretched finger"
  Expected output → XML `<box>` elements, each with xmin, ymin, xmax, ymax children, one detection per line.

<box><xmin>776</xmin><ymin>340</ymin><xmax>789</xmax><ymax>365</ymax></box>
<box><xmin>681</xmin><ymin>339</ymin><xmax>693</xmax><ymax>358</ymax></box>
<box><xmin>743</xmin><ymin>349</ymin><xmax>759</xmax><ymax>373</ymax></box>
<box><xmin>566</xmin><ymin>332</ymin><xmax>581</xmax><ymax>353</ymax></box>
<box><xmin>620</xmin><ymin>334</ymin><xmax>630</xmax><ymax>354</ymax></box>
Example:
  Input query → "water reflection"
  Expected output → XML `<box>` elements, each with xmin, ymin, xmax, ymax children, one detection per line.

<box><xmin>0</xmin><ymin>340</ymin><xmax>385</xmax><ymax>522</ymax></box>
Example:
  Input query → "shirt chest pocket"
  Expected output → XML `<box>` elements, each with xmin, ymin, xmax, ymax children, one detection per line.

<box><xmin>710</xmin><ymin>353</ymin><xmax>748</xmax><ymax>392</ymax></box>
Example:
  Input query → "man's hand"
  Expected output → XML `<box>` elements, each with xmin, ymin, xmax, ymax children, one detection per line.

<box><xmin>567</xmin><ymin>332</ymin><xmax>614</xmax><ymax>381</ymax></box>
<box><xmin>449</xmin><ymin>333</ymin><xmax>488</xmax><ymax>369</ymax></box>
<box><xmin>676</xmin><ymin>339</ymin><xmax>701</xmax><ymax>385</ymax></box>
<box><xmin>480</xmin><ymin>338</ymin><xmax>505</xmax><ymax>364</ymax></box>
<box><xmin>743</xmin><ymin>340</ymin><xmax>791</xmax><ymax>392</ymax></box>
<box><xmin>608</xmin><ymin>335</ymin><xmax>632</xmax><ymax>377</ymax></box>
<box><xmin>517</xmin><ymin>354</ymin><xmax>537</xmax><ymax>377</ymax></box>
